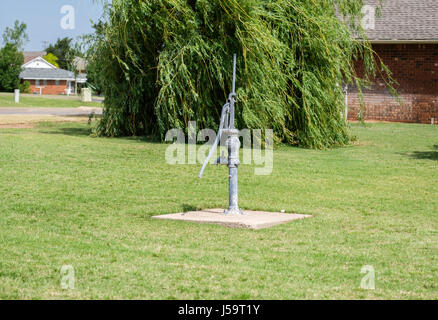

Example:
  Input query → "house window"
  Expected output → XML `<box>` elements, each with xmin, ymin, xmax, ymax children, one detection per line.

<box><xmin>35</xmin><ymin>80</ymin><xmax>40</xmax><ymax>86</ymax></box>
<box><xmin>43</xmin><ymin>80</ymin><xmax>47</xmax><ymax>86</ymax></box>
<box><xmin>55</xmin><ymin>80</ymin><xmax>60</xmax><ymax>86</ymax></box>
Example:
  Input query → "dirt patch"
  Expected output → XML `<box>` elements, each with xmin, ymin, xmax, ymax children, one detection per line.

<box><xmin>0</xmin><ymin>115</ymin><xmax>91</xmax><ymax>130</ymax></box>
<box><xmin>0</xmin><ymin>123</ymin><xmax>35</xmax><ymax>128</ymax></box>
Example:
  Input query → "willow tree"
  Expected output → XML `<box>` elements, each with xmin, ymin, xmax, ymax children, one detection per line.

<box><xmin>91</xmin><ymin>0</ymin><xmax>386</xmax><ymax>148</ymax></box>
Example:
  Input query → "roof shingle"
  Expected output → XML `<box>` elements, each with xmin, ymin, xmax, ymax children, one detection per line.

<box><xmin>19</xmin><ymin>68</ymin><xmax>76</xmax><ymax>80</ymax></box>
<box><xmin>22</xmin><ymin>51</ymin><xmax>47</xmax><ymax>64</ymax></box>
<box><xmin>364</xmin><ymin>0</ymin><xmax>438</xmax><ymax>41</ymax></box>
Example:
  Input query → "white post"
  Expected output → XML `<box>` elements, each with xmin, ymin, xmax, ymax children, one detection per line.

<box><xmin>81</xmin><ymin>88</ymin><xmax>92</xmax><ymax>102</ymax></box>
<box><xmin>14</xmin><ymin>89</ymin><xmax>20</xmax><ymax>103</ymax></box>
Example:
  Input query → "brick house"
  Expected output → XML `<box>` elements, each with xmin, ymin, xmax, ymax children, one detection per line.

<box><xmin>19</xmin><ymin>56</ymin><xmax>86</xmax><ymax>95</ymax></box>
<box><xmin>348</xmin><ymin>0</ymin><xmax>438</xmax><ymax>124</ymax></box>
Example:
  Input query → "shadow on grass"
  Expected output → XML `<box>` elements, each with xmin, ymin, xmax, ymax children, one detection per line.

<box><xmin>121</xmin><ymin>135</ymin><xmax>162</xmax><ymax>144</ymax></box>
<box><xmin>406</xmin><ymin>145</ymin><xmax>438</xmax><ymax>161</ymax></box>
<box><xmin>41</xmin><ymin>126</ymin><xmax>92</xmax><ymax>137</ymax></box>
<box><xmin>42</xmin><ymin>127</ymin><xmax>165</xmax><ymax>144</ymax></box>
<box><xmin>181</xmin><ymin>204</ymin><xmax>198</xmax><ymax>213</ymax></box>
<box><xmin>38</xmin><ymin>121</ymin><xmax>167</xmax><ymax>145</ymax></box>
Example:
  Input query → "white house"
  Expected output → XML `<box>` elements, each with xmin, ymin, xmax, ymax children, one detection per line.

<box><xmin>19</xmin><ymin>56</ymin><xmax>87</xmax><ymax>95</ymax></box>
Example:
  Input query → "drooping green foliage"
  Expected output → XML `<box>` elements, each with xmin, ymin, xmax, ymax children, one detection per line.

<box><xmin>82</xmin><ymin>21</ymin><xmax>106</xmax><ymax>95</ymax></box>
<box><xmin>92</xmin><ymin>0</ymin><xmax>385</xmax><ymax>148</ymax></box>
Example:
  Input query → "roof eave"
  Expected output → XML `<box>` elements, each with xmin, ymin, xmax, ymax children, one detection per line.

<box><xmin>369</xmin><ymin>39</ymin><xmax>438</xmax><ymax>44</ymax></box>
<box><xmin>20</xmin><ymin>77</ymin><xmax>76</xmax><ymax>81</ymax></box>
<box><xmin>21</xmin><ymin>56</ymin><xmax>58</xmax><ymax>69</ymax></box>
<box><xmin>355</xmin><ymin>38</ymin><xmax>438</xmax><ymax>44</ymax></box>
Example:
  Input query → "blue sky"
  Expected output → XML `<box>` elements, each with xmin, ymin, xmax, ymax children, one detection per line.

<box><xmin>0</xmin><ymin>0</ymin><xmax>104</xmax><ymax>51</ymax></box>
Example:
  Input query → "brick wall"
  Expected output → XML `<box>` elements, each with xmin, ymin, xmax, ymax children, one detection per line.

<box><xmin>26</xmin><ymin>79</ymin><xmax>68</xmax><ymax>95</ymax></box>
<box><xmin>348</xmin><ymin>44</ymin><xmax>438</xmax><ymax>124</ymax></box>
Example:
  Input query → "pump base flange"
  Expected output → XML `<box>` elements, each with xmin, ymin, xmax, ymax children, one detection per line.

<box><xmin>224</xmin><ymin>207</ymin><xmax>243</xmax><ymax>215</ymax></box>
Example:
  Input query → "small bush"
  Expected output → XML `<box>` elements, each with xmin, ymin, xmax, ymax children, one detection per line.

<box><xmin>19</xmin><ymin>80</ymin><xmax>30</xmax><ymax>93</ymax></box>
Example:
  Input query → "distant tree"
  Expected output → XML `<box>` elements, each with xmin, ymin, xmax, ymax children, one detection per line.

<box><xmin>43</xmin><ymin>53</ymin><xmax>59</xmax><ymax>68</ymax></box>
<box><xmin>45</xmin><ymin>37</ymin><xmax>78</xmax><ymax>70</ymax></box>
<box><xmin>2</xmin><ymin>20</ymin><xmax>29</xmax><ymax>50</ymax></box>
<box><xmin>0</xmin><ymin>43</ymin><xmax>24</xmax><ymax>92</ymax></box>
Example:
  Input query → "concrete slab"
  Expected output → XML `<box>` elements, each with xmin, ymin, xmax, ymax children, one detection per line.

<box><xmin>151</xmin><ymin>208</ymin><xmax>312</xmax><ymax>230</ymax></box>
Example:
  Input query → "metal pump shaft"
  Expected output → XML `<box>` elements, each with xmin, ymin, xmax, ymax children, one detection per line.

<box><xmin>199</xmin><ymin>54</ymin><xmax>242</xmax><ymax>214</ymax></box>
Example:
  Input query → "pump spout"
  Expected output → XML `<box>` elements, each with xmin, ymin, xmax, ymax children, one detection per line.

<box><xmin>198</xmin><ymin>54</ymin><xmax>237</xmax><ymax>178</ymax></box>
<box><xmin>198</xmin><ymin>103</ymin><xmax>229</xmax><ymax>178</ymax></box>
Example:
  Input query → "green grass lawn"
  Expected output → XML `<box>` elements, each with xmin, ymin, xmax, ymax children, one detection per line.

<box><xmin>0</xmin><ymin>121</ymin><xmax>437</xmax><ymax>299</ymax></box>
<box><xmin>0</xmin><ymin>94</ymin><xmax>101</xmax><ymax>108</ymax></box>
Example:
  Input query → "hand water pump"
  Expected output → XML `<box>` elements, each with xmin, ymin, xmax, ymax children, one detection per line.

<box><xmin>199</xmin><ymin>54</ymin><xmax>242</xmax><ymax>215</ymax></box>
